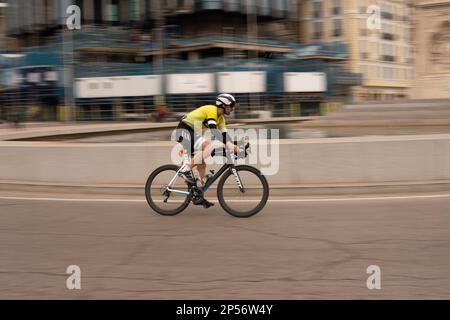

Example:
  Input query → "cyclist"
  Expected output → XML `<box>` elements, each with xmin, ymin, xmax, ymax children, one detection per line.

<box><xmin>173</xmin><ymin>93</ymin><xmax>240</xmax><ymax>207</ymax></box>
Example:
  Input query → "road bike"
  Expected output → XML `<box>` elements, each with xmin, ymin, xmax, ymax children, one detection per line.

<box><xmin>145</xmin><ymin>140</ymin><xmax>269</xmax><ymax>218</ymax></box>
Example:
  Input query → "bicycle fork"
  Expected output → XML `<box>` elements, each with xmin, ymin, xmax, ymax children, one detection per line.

<box><xmin>231</xmin><ymin>167</ymin><xmax>245</xmax><ymax>193</ymax></box>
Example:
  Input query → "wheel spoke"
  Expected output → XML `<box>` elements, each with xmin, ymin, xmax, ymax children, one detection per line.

<box><xmin>218</xmin><ymin>166</ymin><xmax>269</xmax><ymax>217</ymax></box>
<box><xmin>145</xmin><ymin>165</ymin><xmax>190</xmax><ymax>216</ymax></box>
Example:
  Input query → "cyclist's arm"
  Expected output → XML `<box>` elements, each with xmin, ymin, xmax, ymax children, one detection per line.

<box><xmin>204</xmin><ymin>107</ymin><xmax>238</xmax><ymax>151</ymax></box>
<box><xmin>221</xmin><ymin>128</ymin><xmax>236</xmax><ymax>150</ymax></box>
<box><xmin>206</xmin><ymin>119</ymin><xmax>236</xmax><ymax>150</ymax></box>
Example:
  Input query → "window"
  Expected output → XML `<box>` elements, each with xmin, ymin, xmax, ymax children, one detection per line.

<box><xmin>383</xmin><ymin>67</ymin><xmax>394</xmax><ymax>80</ymax></box>
<box><xmin>403</xmin><ymin>46</ymin><xmax>409</xmax><ymax>63</ymax></box>
<box><xmin>271</xmin><ymin>0</ymin><xmax>287</xmax><ymax>18</ymax></box>
<box><xmin>382</xmin><ymin>43</ymin><xmax>395</xmax><ymax>62</ymax></box>
<box><xmin>226</xmin><ymin>0</ymin><xmax>240</xmax><ymax>11</ymax></box>
<box><xmin>405</xmin><ymin>47</ymin><xmax>413</xmax><ymax>64</ymax></box>
<box><xmin>75</xmin><ymin>0</ymin><xmax>84</xmax><ymax>22</ymax></box>
<box><xmin>128</xmin><ymin>0</ymin><xmax>140</xmax><ymax>21</ymax></box>
<box><xmin>381</xmin><ymin>22</ymin><xmax>395</xmax><ymax>41</ymax></box>
<box><xmin>257</xmin><ymin>0</ymin><xmax>271</xmax><ymax>16</ymax></box>
<box><xmin>94</xmin><ymin>0</ymin><xmax>103</xmax><ymax>24</ymax></box>
<box><xmin>383</xmin><ymin>43</ymin><xmax>394</xmax><ymax>56</ymax></box>
<box><xmin>313</xmin><ymin>1</ymin><xmax>322</xmax><ymax>19</ymax></box>
<box><xmin>382</xmin><ymin>33</ymin><xmax>394</xmax><ymax>41</ymax></box>
<box><xmin>333</xmin><ymin>18</ymin><xmax>343</xmax><ymax>37</ymax></box>
<box><xmin>332</xmin><ymin>0</ymin><xmax>341</xmax><ymax>15</ymax></box>
<box><xmin>202</xmin><ymin>0</ymin><xmax>223</xmax><ymax>10</ymax></box>
<box><xmin>360</xmin><ymin>40</ymin><xmax>368</xmax><ymax>59</ymax></box>
<box><xmin>359</xmin><ymin>0</ymin><xmax>370</xmax><ymax>14</ymax></box>
<box><xmin>313</xmin><ymin>21</ymin><xmax>323</xmax><ymax>39</ymax></box>
<box><xmin>369</xmin><ymin>66</ymin><xmax>377</xmax><ymax>79</ymax></box>
<box><xmin>360</xmin><ymin>64</ymin><xmax>369</xmax><ymax>79</ymax></box>
<box><xmin>405</xmin><ymin>27</ymin><xmax>411</xmax><ymax>42</ymax></box>
<box><xmin>359</xmin><ymin>18</ymin><xmax>367</xmax><ymax>36</ymax></box>
<box><xmin>381</xmin><ymin>4</ymin><xmax>393</xmax><ymax>20</ymax></box>
<box><xmin>370</xmin><ymin>42</ymin><xmax>377</xmax><ymax>57</ymax></box>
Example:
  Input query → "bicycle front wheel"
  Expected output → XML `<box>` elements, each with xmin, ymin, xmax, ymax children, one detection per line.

<box><xmin>145</xmin><ymin>164</ymin><xmax>191</xmax><ymax>216</ymax></box>
<box><xmin>217</xmin><ymin>165</ymin><xmax>269</xmax><ymax>218</ymax></box>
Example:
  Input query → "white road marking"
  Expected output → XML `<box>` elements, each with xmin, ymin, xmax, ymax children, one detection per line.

<box><xmin>0</xmin><ymin>196</ymin><xmax>146</xmax><ymax>202</ymax></box>
<box><xmin>1</xmin><ymin>194</ymin><xmax>450</xmax><ymax>203</ymax></box>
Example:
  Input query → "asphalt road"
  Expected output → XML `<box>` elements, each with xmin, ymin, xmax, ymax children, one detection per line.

<box><xmin>1</xmin><ymin>194</ymin><xmax>450</xmax><ymax>299</ymax></box>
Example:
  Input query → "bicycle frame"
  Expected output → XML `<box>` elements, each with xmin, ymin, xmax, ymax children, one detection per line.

<box><xmin>166</xmin><ymin>150</ymin><xmax>245</xmax><ymax>197</ymax></box>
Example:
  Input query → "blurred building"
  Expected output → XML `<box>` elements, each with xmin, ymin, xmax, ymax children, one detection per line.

<box><xmin>299</xmin><ymin>0</ymin><xmax>414</xmax><ymax>101</ymax></box>
<box><xmin>5</xmin><ymin>0</ymin><xmax>299</xmax><ymax>59</ymax></box>
<box><xmin>0</xmin><ymin>2</ymin><xmax>7</xmax><ymax>50</ymax></box>
<box><xmin>411</xmin><ymin>0</ymin><xmax>450</xmax><ymax>99</ymax></box>
<box><xmin>1</xmin><ymin>1</ymin><xmax>364</xmax><ymax>121</ymax></box>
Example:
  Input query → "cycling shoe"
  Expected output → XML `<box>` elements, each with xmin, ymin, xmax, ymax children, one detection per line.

<box><xmin>202</xmin><ymin>199</ymin><xmax>214</xmax><ymax>208</ymax></box>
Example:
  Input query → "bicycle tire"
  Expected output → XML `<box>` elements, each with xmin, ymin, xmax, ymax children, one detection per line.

<box><xmin>145</xmin><ymin>164</ymin><xmax>191</xmax><ymax>216</ymax></box>
<box><xmin>217</xmin><ymin>165</ymin><xmax>269</xmax><ymax>218</ymax></box>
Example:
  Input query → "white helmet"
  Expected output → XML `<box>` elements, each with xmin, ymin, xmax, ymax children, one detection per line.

<box><xmin>216</xmin><ymin>93</ymin><xmax>236</xmax><ymax>108</ymax></box>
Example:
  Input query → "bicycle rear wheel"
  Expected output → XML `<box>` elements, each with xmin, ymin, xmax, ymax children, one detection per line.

<box><xmin>145</xmin><ymin>164</ymin><xmax>191</xmax><ymax>216</ymax></box>
<box><xmin>217</xmin><ymin>165</ymin><xmax>269</xmax><ymax>218</ymax></box>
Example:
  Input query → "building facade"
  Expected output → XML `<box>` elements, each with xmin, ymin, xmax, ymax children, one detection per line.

<box><xmin>411</xmin><ymin>0</ymin><xmax>450</xmax><ymax>99</ymax></box>
<box><xmin>300</xmin><ymin>0</ymin><xmax>414</xmax><ymax>101</ymax></box>
<box><xmin>5</xmin><ymin>0</ymin><xmax>299</xmax><ymax>60</ymax></box>
<box><xmin>5</xmin><ymin>0</ymin><xmax>298</xmax><ymax>33</ymax></box>
<box><xmin>1</xmin><ymin>0</ymin><xmax>363</xmax><ymax>121</ymax></box>
<box><xmin>0</xmin><ymin>2</ymin><xmax>7</xmax><ymax>50</ymax></box>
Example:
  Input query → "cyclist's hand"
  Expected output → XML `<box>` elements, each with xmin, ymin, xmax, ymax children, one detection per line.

<box><xmin>226</xmin><ymin>141</ymin><xmax>238</xmax><ymax>153</ymax></box>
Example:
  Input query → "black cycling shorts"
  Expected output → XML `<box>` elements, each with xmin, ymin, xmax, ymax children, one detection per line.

<box><xmin>173</xmin><ymin>121</ymin><xmax>205</xmax><ymax>156</ymax></box>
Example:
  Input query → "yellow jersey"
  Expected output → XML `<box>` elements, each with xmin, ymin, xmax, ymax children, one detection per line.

<box><xmin>182</xmin><ymin>105</ymin><xmax>226</xmax><ymax>131</ymax></box>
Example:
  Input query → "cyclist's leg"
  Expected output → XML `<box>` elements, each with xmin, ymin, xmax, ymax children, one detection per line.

<box><xmin>190</xmin><ymin>138</ymin><xmax>215</xmax><ymax>207</ymax></box>
<box><xmin>190</xmin><ymin>137</ymin><xmax>218</xmax><ymax>181</ymax></box>
<box><xmin>194</xmin><ymin>140</ymin><xmax>211</xmax><ymax>182</ymax></box>
<box><xmin>174</xmin><ymin>124</ymin><xmax>193</xmax><ymax>156</ymax></box>
<box><xmin>174</xmin><ymin>125</ymin><xmax>197</xmax><ymax>184</ymax></box>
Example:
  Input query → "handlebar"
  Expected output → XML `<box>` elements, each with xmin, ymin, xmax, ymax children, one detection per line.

<box><xmin>211</xmin><ymin>138</ymin><xmax>250</xmax><ymax>159</ymax></box>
